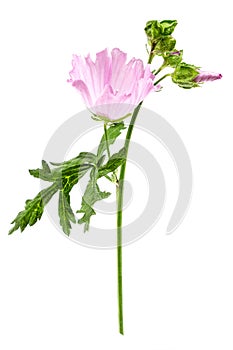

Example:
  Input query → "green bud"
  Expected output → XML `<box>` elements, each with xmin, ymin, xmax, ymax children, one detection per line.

<box><xmin>145</xmin><ymin>20</ymin><xmax>178</xmax><ymax>45</ymax></box>
<box><xmin>145</xmin><ymin>20</ymin><xmax>160</xmax><ymax>45</ymax></box>
<box><xmin>163</xmin><ymin>50</ymin><xmax>183</xmax><ymax>68</ymax></box>
<box><xmin>155</xmin><ymin>36</ymin><xmax>176</xmax><ymax>56</ymax></box>
<box><xmin>160</xmin><ymin>20</ymin><xmax>178</xmax><ymax>35</ymax></box>
<box><xmin>171</xmin><ymin>62</ymin><xmax>200</xmax><ymax>89</ymax></box>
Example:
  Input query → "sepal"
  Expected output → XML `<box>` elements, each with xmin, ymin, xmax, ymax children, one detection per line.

<box><xmin>171</xmin><ymin>62</ymin><xmax>200</xmax><ymax>89</ymax></box>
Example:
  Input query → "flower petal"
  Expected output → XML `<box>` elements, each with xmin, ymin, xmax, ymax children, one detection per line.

<box><xmin>72</xmin><ymin>80</ymin><xmax>93</xmax><ymax>106</ymax></box>
<box><xmin>154</xmin><ymin>84</ymin><xmax>163</xmax><ymax>92</ymax></box>
<box><xmin>194</xmin><ymin>70</ymin><xmax>222</xmax><ymax>83</ymax></box>
<box><xmin>110</xmin><ymin>48</ymin><xmax>127</xmax><ymax>89</ymax></box>
<box><xmin>92</xmin><ymin>84</ymin><xmax>134</xmax><ymax>121</ymax></box>
<box><xmin>69</xmin><ymin>54</ymin><xmax>97</xmax><ymax>102</ymax></box>
<box><xmin>143</xmin><ymin>64</ymin><xmax>155</xmax><ymax>81</ymax></box>
<box><xmin>112</xmin><ymin>58</ymin><xmax>144</xmax><ymax>93</ymax></box>
<box><xmin>94</xmin><ymin>49</ymin><xmax>112</xmax><ymax>95</ymax></box>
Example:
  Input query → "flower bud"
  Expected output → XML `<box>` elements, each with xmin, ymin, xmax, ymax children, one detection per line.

<box><xmin>172</xmin><ymin>63</ymin><xmax>222</xmax><ymax>88</ymax></box>
<box><xmin>171</xmin><ymin>62</ymin><xmax>200</xmax><ymax>89</ymax></box>
<box><xmin>163</xmin><ymin>50</ymin><xmax>183</xmax><ymax>67</ymax></box>
<box><xmin>155</xmin><ymin>36</ymin><xmax>176</xmax><ymax>56</ymax></box>
<box><xmin>194</xmin><ymin>71</ymin><xmax>222</xmax><ymax>83</ymax></box>
<box><xmin>145</xmin><ymin>20</ymin><xmax>178</xmax><ymax>45</ymax></box>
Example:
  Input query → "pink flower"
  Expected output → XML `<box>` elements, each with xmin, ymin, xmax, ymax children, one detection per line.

<box><xmin>194</xmin><ymin>70</ymin><xmax>222</xmax><ymax>83</ymax></box>
<box><xmin>68</xmin><ymin>48</ymin><xmax>157</xmax><ymax>122</ymax></box>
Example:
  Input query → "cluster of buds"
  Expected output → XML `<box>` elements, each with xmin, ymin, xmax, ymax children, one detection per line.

<box><xmin>145</xmin><ymin>20</ymin><xmax>177</xmax><ymax>60</ymax></box>
<box><xmin>145</xmin><ymin>20</ymin><xmax>222</xmax><ymax>89</ymax></box>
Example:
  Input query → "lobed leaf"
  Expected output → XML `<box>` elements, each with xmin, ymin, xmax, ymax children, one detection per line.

<box><xmin>58</xmin><ymin>190</ymin><xmax>76</xmax><ymax>236</ymax></box>
<box><xmin>77</xmin><ymin>167</ymin><xmax>111</xmax><ymax>232</ymax></box>
<box><xmin>9</xmin><ymin>183</ymin><xmax>58</xmax><ymax>235</ymax></box>
<box><xmin>9</xmin><ymin>124</ymin><xmax>126</xmax><ymax>235</ymax></box>
<box><xmin>98</xmin><ymin>147</ymin><xmax>126</xmax><ymax>178</ymax></box>
<box><xmin>9</xmin><ymin>153</ymin><xmax>95</xmax><ymax>235</ymax></box>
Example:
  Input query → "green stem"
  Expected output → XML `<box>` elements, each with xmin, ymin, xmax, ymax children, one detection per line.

<box><xmin>147</xmin><ymin>41</ymin><xmax>157</xmax><ymax>64</ymax></box>
<box><xmin>116</xmin><ymin>45</ymin><xmax>157</xmax><ymax>335</ymax></box>
<box><xmin>104</xmin><ymin>123</ymin><xmax>119</xmax><ymax>184</ymax></box>
<box><xmin>104</xmin><ymin>123</ymin><xmax>111</xmax><ymax>159</ymax></box>
<box><xmin>154</xmin><ymin>73</ymin><xmax>171</xmax><ymax>86</ymax></box>
<box><xmin>116</xmin><ymin>102</ymin><xmax>143</xmax><ymax>335</ymax></box>
<box><xmin>153</xmin><ymin>62</ymin><xmax>166</xmax><ymax>76</ymax></box>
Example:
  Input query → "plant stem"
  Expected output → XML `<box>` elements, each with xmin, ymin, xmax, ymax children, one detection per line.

<box><xmin>148</xmin><ymin>43</ymin><xmax>155</xmax><ymax>64</ymax></box>
<box><xmin>104</xmin><ymin>123</ymin><xmax>119</xmax><ymax>184</ymax></box>
<box><xmin>116</xmin><ymin>44</ymin><xmax>157</xmax><ymax>334</ymax></box>
<box><xmin>116</xmin><ymin>102</ymin><xmax>143</xmax><ymax>335</ymax></box>
<box><xmin>153</xmin><ymin>62</ymin><xmax>166</xmax><ymax>76</ymax></box>
<box><xmin>154</xmin><ymin>73</ymin><xmax>171</xmax><ymax>86</ymax></box>
<box><xmin>104</xmin><ymin>123</ymin><xmax>111</xmax><ymax>159</ymax></box>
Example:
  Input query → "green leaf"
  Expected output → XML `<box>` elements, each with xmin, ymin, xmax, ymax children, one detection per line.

<box><xmin>97</xmin><ymin>122</ymin><xmax>126</xmax><ymax>159</ymax></box>
<box><xmin>30</xmin><ymin>153</ymin><xmax>95</xmax><ymax>191</ymax></box>
<box><xmin>58</xmin><ymin>190</ymin><xmax>76</xmax><ymax>236</ymax></box>
<box><xmin>9</xmin><ymin>183</ymin><xmax>58</xmax><ymax>235</ymax></box>
<box><xmin>9</xmin><ymin>124</ymin><xmax>126</xmax><ymax>235</ymax></box>
<box><xmin>50</xmin><ymin>152</ymin><xmax>96</xmax><ymax>167</ymax></box>
<box><xmin>98</xmin><ymin>148</ymin><xmax>126</xmax><ymax>178</ymax></box>
<box><xmin>76</xmin><ymin>123</ymin><xmax>126</xmax><ymax>232</ymax></box>
<box><xmin>77</xmin><ymin>167</ymin><xmax>111</xmax><ymax>232</ymax></box>
<box><xmin>29</xmin><ymin>160</ymin><xmax>52</xmax><ymax>181</ymax></box>
<box><xmin>9</xmin><ymin>153</ymin><xmax>96</xmax><ymax>235</ymax></box>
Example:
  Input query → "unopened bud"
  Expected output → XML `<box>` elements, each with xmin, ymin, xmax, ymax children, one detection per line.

<box><xmin>163</xmin><ymin>50</ymin><xmax>183</xmax><ymax>67</ymax></box>
<box><xmin>145</xmin><ymin>20</ymin><xmax>178</xmax><ymax>46</ymax></box>
<box><xmin>171</xmin><ymin>62</ymin><xmax>200</xmax><ymax>89</ymax></box>
<box><xmin>194</xmin><ymin>71</ymin><xmax>222</xmax><ymax>83</ymax></box>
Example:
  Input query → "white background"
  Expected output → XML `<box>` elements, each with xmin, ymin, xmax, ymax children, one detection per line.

<box><xmin>0</xmin><ymin>1</ymin><xmax>232</xmax><ymax>349</ymax></box>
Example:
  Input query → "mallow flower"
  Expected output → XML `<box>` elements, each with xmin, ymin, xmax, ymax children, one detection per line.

<box><xmin>68</xmin><ymin>48</ymin><xmax>158</xmax><ymax>122</ymax></box>
<box><xmin>9</xmin><ymin>19</ymin><xmax>223</xmax><ymax>337</ymax></box>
